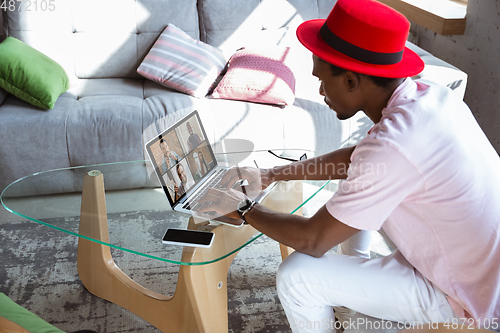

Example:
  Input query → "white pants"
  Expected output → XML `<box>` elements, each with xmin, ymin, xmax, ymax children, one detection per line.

<box><xmin>276</xmin><ymin>231</ymin><xmax>456</xmax><ymax>333</ymax></box>
<box><xmin>336</xmin><ymin>229</ymin><xmax>373</xmax><ymax>259</ymax></box>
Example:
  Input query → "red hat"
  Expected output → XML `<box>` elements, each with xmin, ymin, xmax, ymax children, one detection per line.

<box><xmin>297</xmin><ymin>0</ymin><xmax>424</xmax><ymax>78</ymax></box>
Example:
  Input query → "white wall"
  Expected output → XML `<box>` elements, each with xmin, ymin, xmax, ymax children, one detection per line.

<box><xmin>411</xmin><ymin>0</ymin><xmax>500</xmax><ymax>153</ymax></box>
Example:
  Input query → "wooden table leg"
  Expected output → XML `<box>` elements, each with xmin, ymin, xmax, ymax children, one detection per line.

<box><xmin>77</xmin><ymin>170</ymin><xmax>256</xmax><ymax>332</ymax></box>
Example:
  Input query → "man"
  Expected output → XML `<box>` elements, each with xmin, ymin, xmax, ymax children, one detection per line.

<box><xmin>200</xmin><ymin>0</ymin><xmax>500</xmax><ymax>331</ymax></box>
<box><xmin>159</xmin><ymin>139</ymin><xmax>180</xmax><ymax>174</ymax></box>
<box><xmin>186</xmin><ymin>122</ymin><xmax>202</xmax><ymax>151</ymax></box>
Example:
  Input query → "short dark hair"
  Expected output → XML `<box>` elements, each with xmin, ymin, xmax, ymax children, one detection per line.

<box><xmin>329</xmin><ymin>63</ymin><xmax>400</xmax><ymax>88</ymax></box>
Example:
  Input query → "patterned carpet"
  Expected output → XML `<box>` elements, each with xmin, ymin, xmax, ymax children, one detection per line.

<box><xmin>0</xmin><ymin>211</ymin><xmax>291</xmax><ymax>333</ymax></box>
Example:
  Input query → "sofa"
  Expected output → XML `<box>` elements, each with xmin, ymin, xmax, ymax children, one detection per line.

<box><xmin>0</xmin><ymin>0</ymin><xmax>468</xmax><ymax>196</ymax></box>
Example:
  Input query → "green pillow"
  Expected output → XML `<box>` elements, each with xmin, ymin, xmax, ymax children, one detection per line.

<box><xmin>0</xmin><ymin>293</ymin><xmax>64</xmax><ymax>333</ymax></box>
<box><xmin>0</xmin><ymin>37</ymin><xmax>69</xmax><ymax>109</ymax></box>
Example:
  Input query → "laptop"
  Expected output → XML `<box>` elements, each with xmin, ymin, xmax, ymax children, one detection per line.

<box><xmin>145</xmin><ymin>110</ymin><xmax>275</xmax><ymax>227</ymax></box>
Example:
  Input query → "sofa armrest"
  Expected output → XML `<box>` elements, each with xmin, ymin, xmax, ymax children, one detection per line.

<box><xmin>0</xmin><ymin>87</ymin><xmax>8</xmax><ymax>106</ymax></box>
<box><xmin>406</xmin><ymin>41</ymin><xmax>468</xmax><ymax>100</ymax></box>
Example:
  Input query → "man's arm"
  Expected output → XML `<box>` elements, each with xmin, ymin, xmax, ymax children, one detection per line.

<box><xmin>268</xmin><ymin>146</ymin><xmax>355</xmax><ymax>182</ymax></box>
<box><xmin>221</xmin><ymin>146</ymin><xmax>356</xmax><ymax>190</ymax></box>
<box><xmin>246</xmin><ymin>203</ymin><xmax>359</xmax><ymax>258</ymax></box>
<box><xmin>203</xmin><ymin>146</ymin><xmax>358</xmax><ymax>256</ymax></box>
<box><xmin>199</xmin><ymin>186</ymin><xmax>359</xmax><ymax>257</ymax></box>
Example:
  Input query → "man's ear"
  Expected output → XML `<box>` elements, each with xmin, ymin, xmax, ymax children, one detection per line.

<box><xmin>344</xmin><ymin>71</ymin><xmax>360</xmax><ymax>91</ymax></box>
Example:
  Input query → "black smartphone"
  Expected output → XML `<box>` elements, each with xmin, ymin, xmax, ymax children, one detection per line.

<box><xmin>162</xmin><ymin>228</ymin><xmax>214</xmax><ymax>248</ymax></box>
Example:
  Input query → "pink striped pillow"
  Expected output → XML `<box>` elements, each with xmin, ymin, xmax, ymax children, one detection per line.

<box><xmin>137</xmin><ymin>24</ymin><xmax>226</xmax><ymax>97</ymax></box>
<box><xmin>210</xmin><ymin>47</ymin><xmax>296</xmax><ymax>106</ymax></box>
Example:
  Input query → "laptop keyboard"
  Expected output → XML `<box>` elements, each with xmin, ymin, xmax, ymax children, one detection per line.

<box><xmin>182</xmin><ymin>169</ymin><xmax>226</xmax><ymax>211</ymax></box>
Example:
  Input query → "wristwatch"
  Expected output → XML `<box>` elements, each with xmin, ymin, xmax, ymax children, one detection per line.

<box><xmin>237</xmin><ymin>198</ymin><xmax>256</xmax><ymax>222</ymax></box>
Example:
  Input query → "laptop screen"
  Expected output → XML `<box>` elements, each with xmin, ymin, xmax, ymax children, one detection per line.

<box><xmin>145</xmin><ymin>111</ymin><xmax>217</xmax><ymax>206</ymax></box>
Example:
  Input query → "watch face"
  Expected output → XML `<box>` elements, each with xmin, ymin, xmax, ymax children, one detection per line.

<box><xmin>238</xmin><ymin>198</ymin><xmax>252</xmax><ymax>211</ymax></box>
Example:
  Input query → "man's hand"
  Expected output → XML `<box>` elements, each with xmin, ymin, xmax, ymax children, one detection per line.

<box><xmin>198</xmin><ymin>188</ymin><xmax>248</xmax><ymax>220</ymax></box>
<box><xmin>220</xmin><ymin>166</ymin><xmax>274</xmax><ymax>199</ymax></box>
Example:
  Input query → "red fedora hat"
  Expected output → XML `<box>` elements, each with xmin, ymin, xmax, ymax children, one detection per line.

<box><xmin>297</xmin><ymin>0</ymin><xmax>424</xmax><ymax>78</ymax></box>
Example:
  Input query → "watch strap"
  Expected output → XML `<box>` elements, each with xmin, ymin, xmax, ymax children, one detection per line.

<box><xmin>237</xmin><ymin>199</ymin><xmax>256</xmax><ymax>221</ymax></box>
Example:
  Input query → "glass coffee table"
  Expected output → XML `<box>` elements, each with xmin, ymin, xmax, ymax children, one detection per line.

<box><xmin>1</xmin><ymin>149</ymin><xmax>335</xmax><ymax>333</ymax></box>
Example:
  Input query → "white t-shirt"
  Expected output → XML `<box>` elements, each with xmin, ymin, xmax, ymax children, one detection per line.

<box><xmin>326</xmin><ymin>78</ymin><xmax>500</xmax><ymax>323</ymax></box>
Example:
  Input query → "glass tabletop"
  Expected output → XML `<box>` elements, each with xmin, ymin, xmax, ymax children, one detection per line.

<box><xmin>1</xmin><ymin>149</ymin><xmax>337</xmax><ymax>265</ymax></box>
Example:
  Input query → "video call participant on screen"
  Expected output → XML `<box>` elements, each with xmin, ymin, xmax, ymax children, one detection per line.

<box><xmin>174</xmin><ymin>163</ymin><xmax>188</xmax><ymax>200</ymax></box>
<box><xmin>186</xmin><ymin>122</ymin><xmax>202</xmax><ymax>151</ymax></box>
<box><xmin>198</xmin><ymin>150</ymin><xmax>209</xmax><ymax>175</ymax></box>
<box><xmin>159</xmin><ymin>139</ymin><xmax>180</xmax><ymax>174</ymax></box>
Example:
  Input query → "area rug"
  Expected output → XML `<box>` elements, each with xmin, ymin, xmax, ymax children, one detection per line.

<box><xmin>0</xmin><ymin>210</ymin><xmax>291</xmax><ymax>333</ymax></box>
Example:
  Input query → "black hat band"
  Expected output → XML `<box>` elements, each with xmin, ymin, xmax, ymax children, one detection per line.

<box><xmin>320</xmin><ymin>23</ymin><xmax>403</xmax><ymax>65</ymax></box>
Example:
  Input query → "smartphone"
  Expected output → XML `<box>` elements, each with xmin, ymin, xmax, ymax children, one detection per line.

<box><xmin>162</xmin><ymin>228</ymin><xmax>214</xmax><ymax>248</ymax></box>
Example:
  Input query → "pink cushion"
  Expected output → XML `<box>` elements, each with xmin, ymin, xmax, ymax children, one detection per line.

<box><xmin>137</xmin><ymin>24</ymin><xmax>226</xmax><ymax>97</ymax></box>
<box><xmin>210</xmin><ymin>47</ymin><xmax>296</xmax><ymax>106</ymax></box>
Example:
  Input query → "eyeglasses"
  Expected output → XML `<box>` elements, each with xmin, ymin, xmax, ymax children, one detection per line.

<box><xmin>268</xmin><ymin>150</ymin><xmax>307</xmax><ymax>162</ymax></box>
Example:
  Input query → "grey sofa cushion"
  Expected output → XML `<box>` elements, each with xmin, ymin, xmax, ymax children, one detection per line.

<box><xmin>208</xmin><ymin>98</ymin><xmax>285</xmax><ymax>151</ymax></box>
<box><xmin>0</xmin><ymin>78</ymin><xmax>207</xmax><ymax>192</ymax></box>
<box><xmin>0</xmin><ymin>95</ymin><xmax>75</xmax><ymax>194</ymax></box>
<box><xmin>198</xmin><ymin>0</ymin><xmax>334</xmax><ymax>55</ymax></box>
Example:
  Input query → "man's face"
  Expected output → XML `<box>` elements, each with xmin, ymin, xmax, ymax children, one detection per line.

<box><xmin>312</xmin><ymin>55</ymin><xmax>359</xmax><ymax>120</ymax></box>
<box><xmin>187</xmin><ymin>123</ymin><xmax>193</xmax><ymax>135</ymax></box>
<box><xmin>160</xmin><ymin>142</ymin><xmax>167</xmax><ymax>153</ymax></box>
